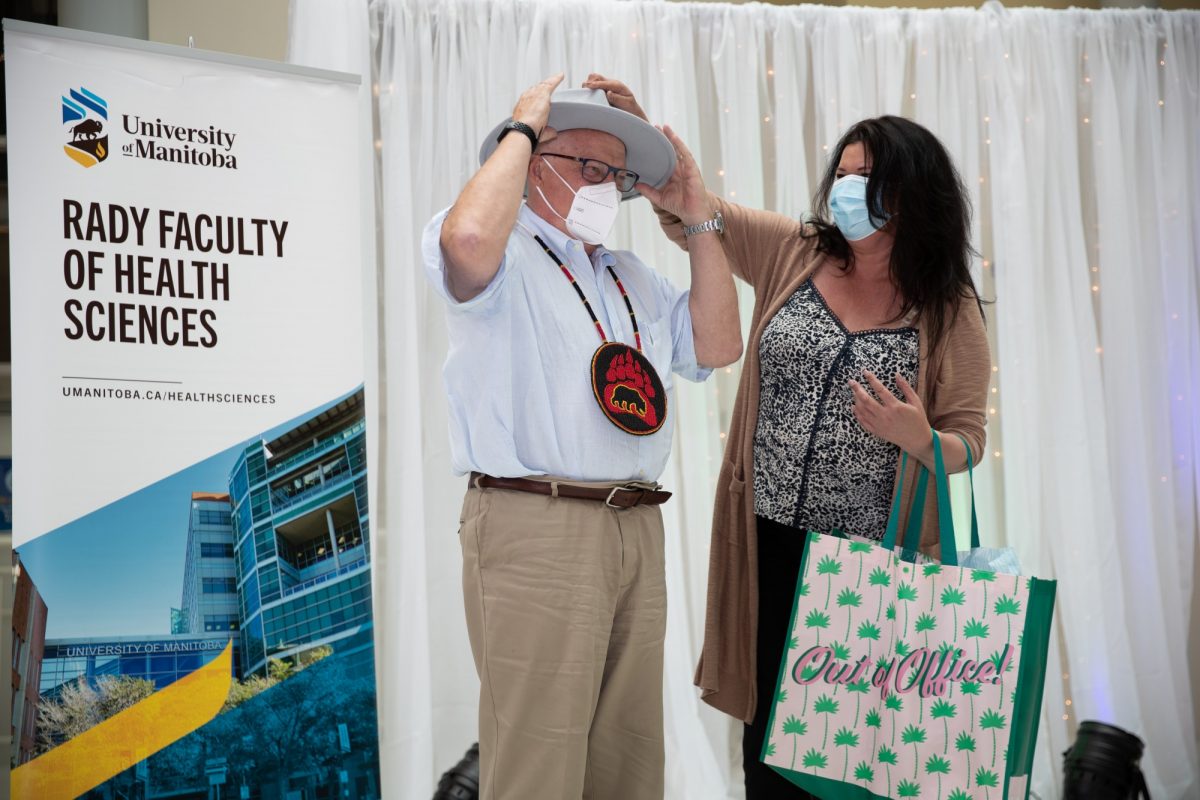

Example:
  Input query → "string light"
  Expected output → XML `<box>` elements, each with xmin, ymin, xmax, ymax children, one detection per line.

<box><xmin>767</xmin><ymin>68</ymin><xmax>775</xmax><ymax>76</ymax></box>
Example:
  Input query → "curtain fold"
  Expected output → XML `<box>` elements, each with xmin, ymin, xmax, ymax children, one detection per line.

<box><xmin>288</xmin><ymin>1</ymin><xmax>1200</xmax><ymax>797</ymax></box>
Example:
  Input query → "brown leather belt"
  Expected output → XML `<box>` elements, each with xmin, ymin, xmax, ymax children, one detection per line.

<box><xmin>470</xmin><ymin>472</ymin><xmax>671</xmax><ymax>508</ymax></box>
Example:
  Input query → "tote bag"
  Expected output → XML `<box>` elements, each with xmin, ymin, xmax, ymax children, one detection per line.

<box><xmin>762</xmin><ymin>432</ymin><xmax>1056</xmax><ymax>800</ymax></box>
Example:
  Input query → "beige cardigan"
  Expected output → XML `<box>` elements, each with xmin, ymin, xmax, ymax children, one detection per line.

<box><xmin>658</xmin><ymin>197</ymin><xmax>992</xmax><ymax>723</ymax></box>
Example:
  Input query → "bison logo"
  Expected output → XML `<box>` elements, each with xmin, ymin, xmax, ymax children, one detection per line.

<box><xmin>62</xmin><ymin>87</ymin><xmax>109</xmax><ymax>167</ymax></box>
<box><xmin>590</xmin><ymin>343</ymin><xmax>668</xmax><ymax>436</ymax></box>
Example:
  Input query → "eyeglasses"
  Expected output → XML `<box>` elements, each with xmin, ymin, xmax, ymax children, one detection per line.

<box><xmin>540</xmin><ymin>153</ymin><xmax>640</xmax><ymax>193</ymax></box>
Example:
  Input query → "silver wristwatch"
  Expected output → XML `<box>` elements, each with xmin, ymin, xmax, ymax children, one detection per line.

<box><xmin>682</xmin><ymin>210</ymin><xmax>724</xmax><ymax>238</ymax></box>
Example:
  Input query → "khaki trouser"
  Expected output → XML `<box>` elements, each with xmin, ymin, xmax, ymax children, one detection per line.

<box><xmin>459</xmin><ymin>478</ymin><xmax>667</xmax><ymax>800</ymax></box>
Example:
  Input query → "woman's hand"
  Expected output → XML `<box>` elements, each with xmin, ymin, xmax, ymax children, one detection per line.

<box><xmin>849</xmin><ymin>371</ymin><xmax>932</xmax><ymax>457</ymax></box>
<box><xmin>634</xmin><ymin>124</ymin><xmax>711</xmax><ymax>226</ymax></box>
<box><xmin>583</xmin><ymin>74</ymin><xmax>648</xmax><ymax>121</ymax></box>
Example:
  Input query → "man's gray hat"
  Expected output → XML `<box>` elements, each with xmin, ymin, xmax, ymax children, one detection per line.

<box><xmin>478</xmin><ymin>87</ymin><xmax>676</xmax><ymax>201</ymax></box>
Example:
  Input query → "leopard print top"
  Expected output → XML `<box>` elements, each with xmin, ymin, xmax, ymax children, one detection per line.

<box><xmin>754</xmin><ymin>278</ymin><xmax>919</xmax><ymax>538</ymax></box>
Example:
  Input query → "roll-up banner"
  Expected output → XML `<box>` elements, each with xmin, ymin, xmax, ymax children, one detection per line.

<box><xmin>5</xmin><ymin>20</ymin><xmax>381</xmax><ymax>799</ymax></box>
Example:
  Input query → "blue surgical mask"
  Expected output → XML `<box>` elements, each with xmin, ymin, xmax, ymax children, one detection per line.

<box><xmin>829</xmin><ymin>174</ymin><xmax>889</xmax><ymax>241</ymax></box>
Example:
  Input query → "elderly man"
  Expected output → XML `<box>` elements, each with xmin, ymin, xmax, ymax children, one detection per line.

<box><xmin>421</xmin><ymin>73</ymin><xmax>741</xmax><ymax>799</ymax></box>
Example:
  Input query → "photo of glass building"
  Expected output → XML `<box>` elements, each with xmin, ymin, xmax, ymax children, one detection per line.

<box><xmin>24</xmin><ymin>388</ymin><xmax>378</xmax><ymax>798</ymax></box>
<box><xmin>230</xmin><ymin>390</ymin><xmax>372</xmax><ymax>677</ymax></box>
<box><xmin>39</xmin><ymin>633</ymin><xmax>237</xmax><ymax>697</ymax></box>
<box><xmin>178</xmin><ymin>493</ymin><xmax>240</xmax><ymax>636</ymax></box>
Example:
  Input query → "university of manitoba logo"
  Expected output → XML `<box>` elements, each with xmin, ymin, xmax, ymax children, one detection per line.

<box><xmin>62</xmin><ymin>86</ymin><xmax>109</xmax><ymax>168</ymax></box>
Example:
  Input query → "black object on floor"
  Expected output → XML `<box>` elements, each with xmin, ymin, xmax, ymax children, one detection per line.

<box><xmin>1062</xmin><ymin>721</ymin><xmax>1150</xmax><ymax>799</ymax></box>
<box><xmin>433</xmin><ymin>742</ymin><xmax>480</xmax><ymax>800</ymax></box>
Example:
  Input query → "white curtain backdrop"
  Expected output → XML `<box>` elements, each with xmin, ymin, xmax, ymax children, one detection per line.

<box><xmin>288</xmin><ymin>1</ymin><xmax>1200</xmax><ymax>797</ymax></box>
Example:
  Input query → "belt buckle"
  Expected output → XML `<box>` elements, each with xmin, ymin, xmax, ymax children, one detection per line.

<box><xmin>605</xmin><ymin>485</ymin><xmax>644</xmax><ymax>508</ymax></box>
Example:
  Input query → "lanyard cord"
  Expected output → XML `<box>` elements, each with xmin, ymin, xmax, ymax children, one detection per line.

<box><xmin>532</xmin><ymin>234</ymin><xmax>643</xmax><ymax>352</ymax></box>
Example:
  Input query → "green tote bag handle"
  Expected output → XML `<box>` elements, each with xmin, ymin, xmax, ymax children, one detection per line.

<box><xmin>880</xmin><ymin>429</ymin><xmax>958</xmax><ymax>566</ymax></box>
<box><xmin>957</xmin><ymin>433</ymin><xmax>982</xmax><ymax>551</ymax></box>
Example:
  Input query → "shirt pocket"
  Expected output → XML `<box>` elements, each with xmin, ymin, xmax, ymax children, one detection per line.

<box><xmin>641</xmin><ymin>315</ymin><xmax>675</xmax><ymax>386</ymax></box>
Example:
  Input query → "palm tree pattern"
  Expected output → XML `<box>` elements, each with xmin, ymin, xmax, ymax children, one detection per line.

<box><xmin>930</xmin><ymin>699</ymin><xmax>957</xmax><ymax>751</ymax></box>
<box><xmin>955</xmin><ymin>732</ymin><xmax>977</xmax><ymax>786</ymax></box>
<box><xmin>976</xmin><ymin>767</ymin><xmax>1000</xmax><ymax>799</ymax></box>
<box><xmin>925</xmin><ymin>754</ymin><xmax>952</xmax><ymax>800</ymax></box>
<box><xmin>869</xmin><ymin>566</ymin><xmax>891</xmax><ymax>620</ymax></box>
<box><xmin>941</xmin><ymin>586</ymin><xmax>967</xmax><ymax>637</ymax></box>
<box><xmin>762</xmin><ymin>533</ymin><xmax>1030</xmax><ymax>796</ymax></box>
<box><xmin>847</xmin><ymin>678</ymin><xmax>872</xmax><ymax>724</ymax></box>
<box><xmin>857</xmin><ymin>620</ymin><xmax>882</xmax><ymax>662</ymax></box>
<box><xmin>814</xmin><ymin>694</ymin><xmax>839</xmax><ymax>749</ymax></box>
<box><xmin>835</xmin><ymin>727</ymin><xmax>860</xmax><ymax>780</ymax></box>
<box><xmin>783</xmin><ymin>715</ymin><xmax>808</xmax><ymax>769</ymax></box>
<box><xmin>901</xmin><ymin>724</ymin><xmax>928</xmax><ymax>778</ymax></box>
<box><xmin>850</xmin><ymin>541</ymin><xmax>874</xmax><ymax>587</ymax></box>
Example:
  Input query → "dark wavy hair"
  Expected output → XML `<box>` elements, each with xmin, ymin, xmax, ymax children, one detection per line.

<box><xmin>803</xmin><ymin>116</ymin><xmax>983</xmax><ymax>345</ymax></box>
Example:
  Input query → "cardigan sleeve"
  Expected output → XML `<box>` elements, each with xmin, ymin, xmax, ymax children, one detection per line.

<box><xmin>928</xmin><ymin>297</ymin><xmax>992</xmax><ymax>468</ymax></box>
<box><xmin>653</xmin><ymin>193</ymin><xmax>802</xmax><ymax>288</ymax></box>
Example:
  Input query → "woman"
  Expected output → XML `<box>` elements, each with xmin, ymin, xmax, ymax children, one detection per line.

<box><xmin>668</xmin><ymin>117</ymin><xmax>990</xmax><ymax>796</ymax></box>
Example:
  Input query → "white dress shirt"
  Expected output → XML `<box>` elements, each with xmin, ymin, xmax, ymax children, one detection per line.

<box><xmin>421</xmin><ymin>203</ymin><xmax>711</xmax><ymax>482</ymax></box>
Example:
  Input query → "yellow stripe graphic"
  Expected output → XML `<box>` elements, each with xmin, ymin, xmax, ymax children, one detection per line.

<box><xmin>12</xmin><ymin>640</ymin><xmax>233</xmax><ymax>799</ymax></box>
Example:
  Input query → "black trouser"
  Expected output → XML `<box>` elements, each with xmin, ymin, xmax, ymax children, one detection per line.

<box><xmin>742</xmin><ymin>515</ymin><xmax>817</xmax><ymax>799</ymax></box>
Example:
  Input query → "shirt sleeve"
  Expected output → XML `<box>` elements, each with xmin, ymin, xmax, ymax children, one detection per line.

<box><xmin>421</xmin><ymin>205</ymin><xmax>513</xmax><ymax>312</ymax></box>
<box><xmin>657</xmin><ymin>273</ymin><xmax>713</xmax><ymax>384</ymax></box>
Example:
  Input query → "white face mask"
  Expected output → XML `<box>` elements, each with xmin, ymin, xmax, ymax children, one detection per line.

<box><xmin>535</xmin><ymin>157</ymin><xmax>620</xmax><ymax>246</ymax></box>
